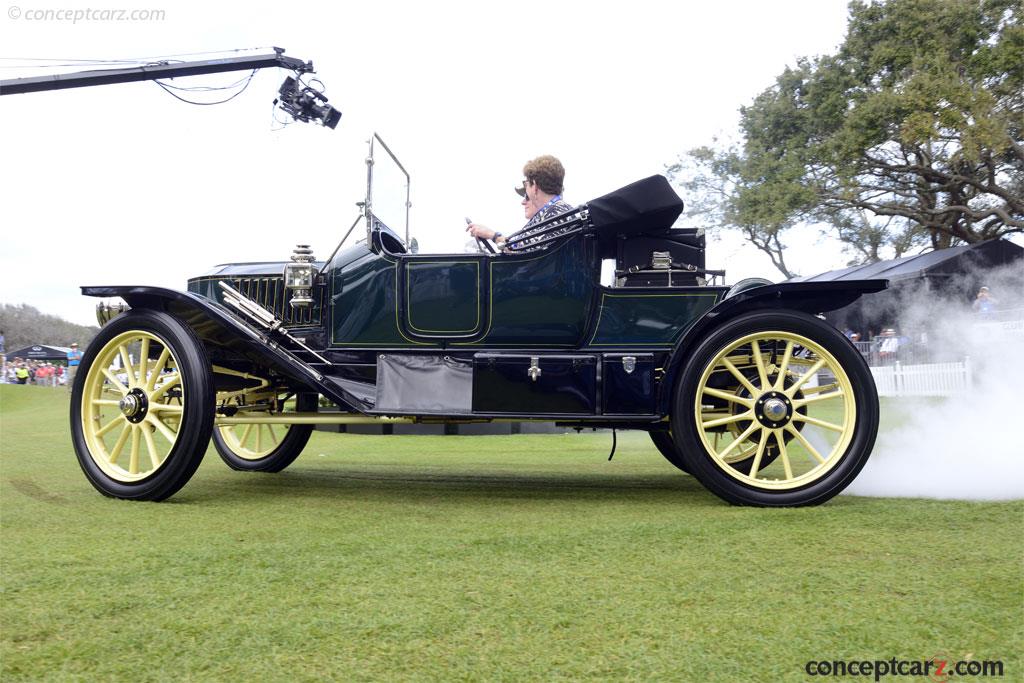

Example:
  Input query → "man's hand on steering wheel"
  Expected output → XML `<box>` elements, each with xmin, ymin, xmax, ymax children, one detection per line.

<box><xmin>466</xmin><ymin>221</ymin><xmax>499</xmax><ymax>254</ymax></box>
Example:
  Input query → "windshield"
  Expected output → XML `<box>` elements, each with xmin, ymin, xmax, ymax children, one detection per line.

<box><xmin>366</xmin><ymin>133</ymin><xmax>411</xmax><ymax>248</ymax></box>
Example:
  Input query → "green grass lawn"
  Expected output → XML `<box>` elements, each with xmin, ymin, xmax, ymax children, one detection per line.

<box><xmin>2</xmin><ymin>384</ymin><xmax>1021</xmax><ymax>681</ymax></box>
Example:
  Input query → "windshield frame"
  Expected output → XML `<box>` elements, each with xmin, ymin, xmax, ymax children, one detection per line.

<box><xmin>365</xmin><ymin>132</ymin><xmax>411</xmax><ymax>248</ymax></box>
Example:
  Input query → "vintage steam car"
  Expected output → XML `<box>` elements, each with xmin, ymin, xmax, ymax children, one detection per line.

<box><xmin>70</xmin><ymin>136</ymin><xmax>886</xmax><ymax>506</ymax></box>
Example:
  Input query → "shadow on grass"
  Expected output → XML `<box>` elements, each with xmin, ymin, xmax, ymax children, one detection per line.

<box><xmin>179</xmin><ymin>465</ymin><xmax>724</xmax><ymax>506</ymax></box>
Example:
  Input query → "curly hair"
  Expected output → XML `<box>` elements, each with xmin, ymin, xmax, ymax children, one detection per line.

<box><xmin>523</xmin><ymin>155</ymin><xmax>565</xmax><ymax>195</ymax></box>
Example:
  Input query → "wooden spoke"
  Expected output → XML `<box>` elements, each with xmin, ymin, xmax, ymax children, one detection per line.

<box><xmin>91</xmin><ymin>399</ymin><xmax>122</xmax><ymax>408</ymax></box>
<box><xmin>146</xmin><ymin>348</ymin><xmax>170</xmax><ymax>391</ymax></box>
<box><xmin>720</xmin><ymin>357</ymin><xmax>759</xmax><ymax>396</ymax></box>
<box><xmin>146</xmin><ymin>414</ymin><xmax>178</xmax><ymax>444</ymax></box>
<box><xmin>129</xmin><ymin>427</ymin><xmax>141</xmax><ymax>475</ymax></box>
<box><xmin>800</xmin><ymin>382</ymin><xmax>838</xmax><ymax>396</ymax></box>
<box><xmin>717</xmin><ymin>423</ymin><xmax>759</xmax><ymax>459</ymax></box>
<box><xmin>776</xmin><ymin>430</ymin><xmax>793</xmax><ymax>480</ymax></box>
<box><xmin>750</xmin><ymin>340</ymin><xmax>770</xmax><ymax>390</ymax></box>
<box><xmin>792</xmin><ymin>390</ymin><xmax>844</xmax><ymax>408</ymax></box>
<box><xmin>786</xmin><ymin>425</ymin><xmax>826</xmax><ymax>464</ymax></box>
<box><xmin>141</xmin><ymin>423</ymin><xmax>161</xmax><ymax>470</ymax></box>
<box><xmin>101</xmin><ymin>368</ymin><xmax>129</xmax><ymax>396</ymax></box>
<box><xmin>792</xmin><ymin>413</ymin><xmax>845</xmax><ymax>433</ymax></box>
<box><xmin>138</xmin><ymin>337</ymin><xmax>150</xmax><ymax>389</ymax></box>
<box><xmin>784</xmin><ymin>359</ymin><xmax>825</xmax><ymax>397</ymax></box>
<box><xmin>238</xmin><ymin>424</ymin><xmax>254</xmax><ymax>449</ymax></box>
<box><xmin>108</xmin><ymin>424</ymin><xmax>131</xmax><ymax>463</ymax></box>
<box><xmin>702</xmin><ymin>387</ymin><xmax>754</xmax><ymax>408</ymax></box>
<box><xmin>95</xmin><ymin>414</ymin><xmax>125</xmax><ymax>438</ymax></box>
<box><xmin>748</xmin><ymin>428</ymin><xmax>771</xmax><ymax>477</ymax></box>
<box><xmin>149</xmin><ymin>403</ymin><xmax>183</xmax><ymax>413</ymax></box>
<box><xmin>150</xmin><ymin>376</ymin><xmax>181</xmax><ymax>401</ymax></box>
<box><xmin>118</xmin><ymin>344</ymin><xmax>135</xmax><ymax>388</ymax></box>
<box><xmin>702</xmin><ymin>411</ymin><xmax>753</xmax><ymax>430</ymax></box>
<box><xmin>773</xmin><ymin>341</ymin><xmax>794</xmax><ymax>391</ymax></box>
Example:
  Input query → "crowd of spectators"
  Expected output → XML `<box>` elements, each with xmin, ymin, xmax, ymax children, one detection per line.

<box><xmin>1</xmin><ymin>341</ymin><xmax>83</xmax><ymax>387</ymax></box>
<box><xmin>1</xmin><ymin>357</ymin><xmax>68</xmax><ymax>386</ymax></box>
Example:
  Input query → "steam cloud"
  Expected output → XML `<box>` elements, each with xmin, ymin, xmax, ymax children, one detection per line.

<box><xmin>842</xmin><ymin>263</ymin><xmax>1024</xmax><ymax>501</ymax></box>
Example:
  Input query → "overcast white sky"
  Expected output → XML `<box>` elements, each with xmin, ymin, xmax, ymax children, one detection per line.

<box><xmin>0</xmin><ymin>0</ymin><xmax>857</xmax><ymax>327</ymax></box>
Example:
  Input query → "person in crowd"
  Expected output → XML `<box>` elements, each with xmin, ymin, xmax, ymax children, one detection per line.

<box><xmin>15</xmin><ymin>362</ymin><xmax>29</xmax><ymax>384</ymax></box>
<box><xmin>877</xmin><ymin>328</ymin><xmax>900</xmax><ymax>363</ymax></box>
<box><xmin>972</xmin><ymin>285</ymin><xmax>997</xmax><ymax>318</ymax></box>
<box><xmin>465</xmin><ymin>155</ymin><xmax>574</xmax><ymax>248</ymax></box>
<box><xmin>66</xmin><ymin>342</ymin><xmax>82</xmax><ymax>389</ymax></box>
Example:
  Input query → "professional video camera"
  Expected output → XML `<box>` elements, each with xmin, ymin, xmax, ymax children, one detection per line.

<box><xmin>275</xmin><ymin>76</ymin><xmax>342</xmax><ymax>129</ymax></box>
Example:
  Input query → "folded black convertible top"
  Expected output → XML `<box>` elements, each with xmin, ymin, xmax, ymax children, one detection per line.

<box><xmin>587</xmin><ymin>174</ymin><xmax>684</xmax><ymax>238</ymax></box>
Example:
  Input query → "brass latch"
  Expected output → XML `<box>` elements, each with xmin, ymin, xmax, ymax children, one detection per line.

<box><xmin>528</xmin><ymin>356</ymin><xmax>542</xmax><ymax>382</ymax></box>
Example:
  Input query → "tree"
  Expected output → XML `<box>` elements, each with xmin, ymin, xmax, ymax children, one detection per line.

<box><xmin>0</xmin><ymin>303</ymin><xmax>98</xmax><ymax>357</ymax></box>
<box><xmin>669</xmin><ymin>0</ymin><xmax>1023</xmax><ymax>278</ymax></box>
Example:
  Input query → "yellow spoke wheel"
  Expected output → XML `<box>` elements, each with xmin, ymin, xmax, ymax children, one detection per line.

<box><xmin>672</xmin><ymin>310</ymin><xmax>878</xmax><ymax>507</ymax></box>
<box><xmin>70</xmin><ymin>311</ymin><xmax>214</xmax><ymax>501</ymax></box>
<box><xmin>211</xmin><ymin>393</ymin><xmax>315</xmax><ymax>472</ymax></box>
<box><xmin>217</xmin><ymin>423</ymin><xmax>293</xmax><ymax>460</ymax></box>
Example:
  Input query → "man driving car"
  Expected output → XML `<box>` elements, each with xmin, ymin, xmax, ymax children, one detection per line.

<box><xmin>466</xmin><ymin>155</ymin><xmax>574</xmax><ymax>248</ymax></box>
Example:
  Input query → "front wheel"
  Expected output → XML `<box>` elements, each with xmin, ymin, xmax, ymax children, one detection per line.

<box><xmin>673</xmin><ymin>309</ymin><xmax>878</xmax><ymax>506</ymax></box>
<box><xmin>70</xmin><ymin>310</ymin><xmax>214</xmax><ymax>501</ymax></box>
<box><xmin>649</xmin><ymin>430</ymin><xmax>689</xmax><ymax>473</ymax></box>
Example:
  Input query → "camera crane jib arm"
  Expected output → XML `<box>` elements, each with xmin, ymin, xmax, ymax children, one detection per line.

<box><xmin>0</xmin><ymin>47</ymin><xmax>341</xmax><ymax>128</ymax></box>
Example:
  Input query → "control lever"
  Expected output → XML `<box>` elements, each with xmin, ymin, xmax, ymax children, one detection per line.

<box><xmin>466</xmin><ymin>217</ymin><xmax>496</xmax><ymax>254</ymax></box>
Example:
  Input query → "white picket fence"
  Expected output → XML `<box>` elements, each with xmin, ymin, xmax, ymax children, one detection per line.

<box><xmin>869</xmin><ymin>358</ymin><xmax>971</xmax><ymax>397</ymax></box>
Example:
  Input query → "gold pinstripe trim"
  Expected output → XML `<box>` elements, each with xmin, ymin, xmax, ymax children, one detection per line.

<box><xmin>405</xmin><ymin>261</ymin><xmax>482</xmax><ymax>334</ymax></box>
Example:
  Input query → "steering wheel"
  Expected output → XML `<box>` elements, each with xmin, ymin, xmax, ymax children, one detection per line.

<box><xmin>475</xmin><ymin>236</ymin><xmax>497</xmax><ymax>254</ymax></box>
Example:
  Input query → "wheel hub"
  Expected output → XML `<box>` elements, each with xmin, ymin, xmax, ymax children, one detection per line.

<box><xmin>754</xmin><ymin>391</ymin><xmax>792</xmax><ymax>429</ymax></box>
<box><xmin>120</xmin><ymin>387</ymin><xmax>149</xmax><ymax>423</ymax></box>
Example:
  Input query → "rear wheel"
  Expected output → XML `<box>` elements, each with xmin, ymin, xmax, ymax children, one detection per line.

<box><xmin>70</xmin><ymin>311</ymin><xmax>214</xmax><ymax>501</ymax></box>
<box><xmin>673</xmin><ymin>309</ymin><xmax>878</xmax><ymax>506</ymax></box>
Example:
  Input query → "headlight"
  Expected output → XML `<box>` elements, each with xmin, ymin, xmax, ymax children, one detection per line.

<box><xmin>283</xmin><ymin>244</ymin><xmax>316</xmax><ymax>308</ymax></box>
<box><xmin>95</xmin><ymin>300</ymin><xmax>130</xmax><ymax>326</ymax></box>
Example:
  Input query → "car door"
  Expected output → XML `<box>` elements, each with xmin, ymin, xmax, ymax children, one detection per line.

<box><xmin>396</xmin><ymin>254</ymin><xmax>491</xmax><ymax>343</ymax></box>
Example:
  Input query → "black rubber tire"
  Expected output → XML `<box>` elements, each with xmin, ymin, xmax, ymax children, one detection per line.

<box><xmin>672</xmin><ymin>309</ymin><xmax>879</xmax><ymax>507</ymax></box>
<box><xmin>213</xmin><ymin>423</ymin><xmax>314</xmax><ymax>472</ymax></box>
<box><xmin>70</xmin><ymin>310</ymin><xmax>214</xmax><ymax>501</ymax></box>
<box><xmin>649</xmin><ymin>431</ymin><xmax>689</xmax><ymax>473</ymax></box>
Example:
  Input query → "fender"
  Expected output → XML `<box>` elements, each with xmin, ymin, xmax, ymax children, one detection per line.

<box><xmin>657</xmin><ymin>279</ymin><xmax>887</xmax><ymax>413</ymax></box>
<box><xmin>81</xmin><ymin>285</ymin><xmax>364</xmax><ymax>412</ymax></box>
